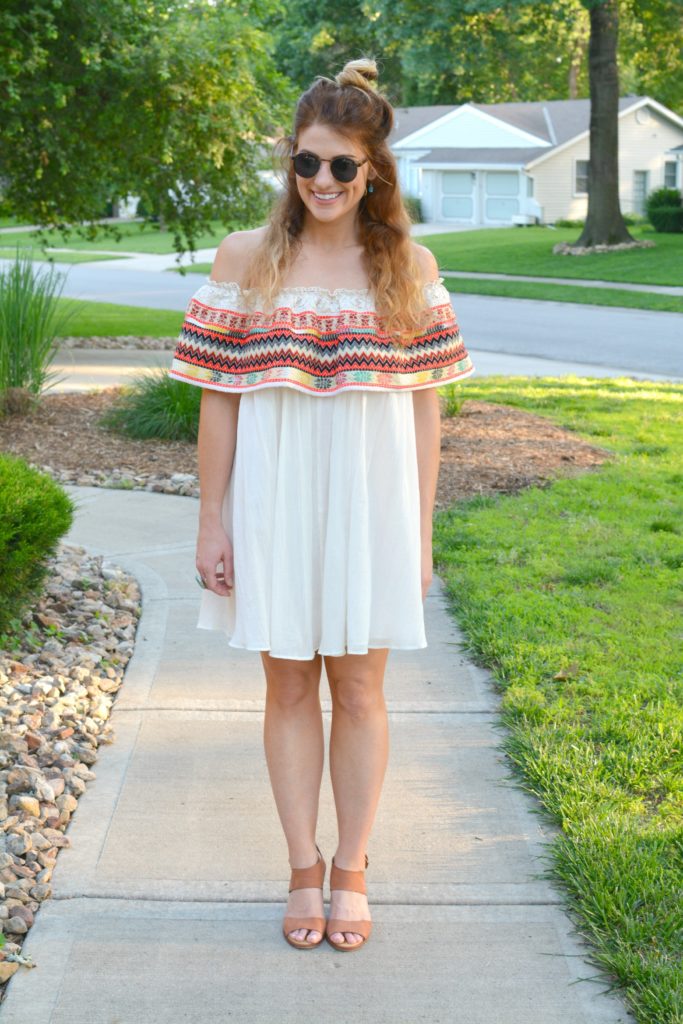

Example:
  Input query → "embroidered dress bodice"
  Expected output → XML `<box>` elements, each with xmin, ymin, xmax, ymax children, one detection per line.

<box><xmin>168</xmin><ymin>277</ymin><xmax>475</xmax><ymax>395</ymax></box>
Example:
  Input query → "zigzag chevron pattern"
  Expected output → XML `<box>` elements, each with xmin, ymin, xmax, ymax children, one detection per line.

<box><xmin>167</xmin><ymin>280</ymin><xmax>476</xmax><ymax>395</ymax></box>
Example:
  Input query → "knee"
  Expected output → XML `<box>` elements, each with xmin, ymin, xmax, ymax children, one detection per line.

<box><xmin>265</xmin><ymin>670</ymin><xmax>319</xmax><ymax>711</ymax></box>
<box><xmin>330</xmin><ymin>676</ymin><xmax>384</xmax><ymax>721</ymax></box>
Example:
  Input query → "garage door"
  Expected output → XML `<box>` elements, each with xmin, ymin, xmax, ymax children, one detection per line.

<box><xmin>440</xmin><ymin>171</ymin><xmax>475</xmax><ymax>221</ymax></box>
<box><xmin>485</xmin><ymin>172</ymin><xmax>519</xmax><ymax>222</ymax></box>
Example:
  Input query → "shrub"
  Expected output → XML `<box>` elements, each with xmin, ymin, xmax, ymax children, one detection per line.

<box><xmin>98</xmin><ymin>368</ymin><xmax>200</xmax><ymax>441</ymax></box>
<box><xmin>0</xmin><ymin>453</ymin><xmax>75</xmax><ymax>638</ymax></box>
<box><xmin>0</xmin><ymin>249</ymin><xmax>75</xmax><ymax>415</ymax></box>
<box><xmin>648</xmin><ymin>206</ymin><xmax>683</xmax><ymax>233</ymax></box>
<box><xmin>645</xmin><ymin>187</ymin><xmax>682</xmax><ymax>232</ymax></box>
<box><xmin>646</xmin><ymin>186</ymin><xmax>682</xmax><ymax>213</ymax></box>
<box><xmin>403</xmin><ymin>194</ymin><xmax>423</xmax><ymax>223</ymax></box>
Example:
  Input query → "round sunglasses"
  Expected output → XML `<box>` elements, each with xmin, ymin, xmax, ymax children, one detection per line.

<box><xmin>291</xmin><ymin>150</ymin><xmax>369</xmax><ymax>184</ymax></box>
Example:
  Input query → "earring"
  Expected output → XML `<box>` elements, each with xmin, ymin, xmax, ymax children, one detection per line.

<box><xmin>366</xmin><ymin>182</ymin><xmax>375</xmax><ymax>194</ymax></box>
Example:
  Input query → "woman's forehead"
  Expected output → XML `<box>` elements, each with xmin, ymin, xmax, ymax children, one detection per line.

<box><xmin>296</xmin><ymin>123</ymin><xmax>364</xmax><ymax>156</ymax></box>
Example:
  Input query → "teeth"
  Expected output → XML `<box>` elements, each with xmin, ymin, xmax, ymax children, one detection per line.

<box><xmin>313</xmin><ymin>192</ymin><xmax>341</xmax><ymax>201</ymax></box>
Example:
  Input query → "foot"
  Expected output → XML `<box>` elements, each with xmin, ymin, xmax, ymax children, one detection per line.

<box><xmin>328</xmin><ymin>887</ymin><xmax>371</xmax><ymax>947</ymax></box>
<box><xmin>286</xmin><ymin>884</ymin><xmax>324</xmax><ymax>946</ymax></box>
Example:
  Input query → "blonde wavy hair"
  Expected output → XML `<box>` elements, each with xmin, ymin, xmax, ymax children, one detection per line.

<box><xmin>242</xmin><ymin>57</ymin><xmax>429</xmax><ymax>346</ymax></box>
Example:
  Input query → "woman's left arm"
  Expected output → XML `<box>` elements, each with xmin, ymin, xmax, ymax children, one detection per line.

<box><xmin>413</xmin><ymin>387</ymin><xmax>441</xmax><ymax>601</ymax></box>
<box><xmin>410</xmin><ymin>241</ymin><xmax>444</xmax><ymax>601</ymax></box>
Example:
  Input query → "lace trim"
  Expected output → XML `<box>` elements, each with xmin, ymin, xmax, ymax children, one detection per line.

<box><xmin>199</xmin><ymin>277</ymin><xmax>450</xmax><ymax>315</ymax></box>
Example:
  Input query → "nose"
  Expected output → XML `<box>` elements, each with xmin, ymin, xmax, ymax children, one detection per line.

<box><xmin>312</xmin><ymin>161</ymin><xmax>338</xmax><ymax>190</ymax></box>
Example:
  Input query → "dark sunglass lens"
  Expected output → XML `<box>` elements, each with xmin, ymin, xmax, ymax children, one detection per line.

<box><xmin>293</xmin><ymin>152</ymin><xmax>319</xmax><ymax>178</ymax></box>
<box><xmin>331</xmin><ymin>157</ymin><xmax>358</xmax><ymax>182</ymax></box>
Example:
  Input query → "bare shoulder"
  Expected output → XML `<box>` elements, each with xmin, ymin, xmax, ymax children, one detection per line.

<box><xmin>410</xmin><ymin>242</ymin><xmax>440</xmax><ymax>283</ymax></box>
<box><xmin>210</xmin><ymin>226</ymin><xmax>267</xmax><ymax>286</ymax></box>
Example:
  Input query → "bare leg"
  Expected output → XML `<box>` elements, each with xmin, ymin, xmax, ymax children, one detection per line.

<box><xmin>261</xmin><ymin>650</ymin><xmax>325</xmax><ymax>945</ymax></box>
<box><xmin>324</xmin><ymin>647</ymin><xmax>390</xmax><ymax>947</ymax></box>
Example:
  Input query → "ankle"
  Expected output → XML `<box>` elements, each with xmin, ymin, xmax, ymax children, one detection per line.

<box><xmin>332</xmin><ymin>852</ymin><xmax>368</xmax><ymax>873</ymax></box>
<box><xmin>288</xmin><ymin>843</ymin><xmax>321</xmax><ymax>870</ymax></box>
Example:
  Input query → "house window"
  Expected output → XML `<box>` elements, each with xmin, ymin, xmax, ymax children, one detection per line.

<box><xmin>526</xmin><ymin>176</ymin><xmax>534</xmax><ymax>197</ymax></box>
<box><xmin>575</xmin><ymin>160</ymin><xmax>589</xmax><ymax>195</ymax></box>
<box><xmin>664</xmin><ymin>161</ymin><xmax>678</xmax><ymax>188</ymax></box>
<box><xmin>633</xmin><ymin>170</ymin><xmax>649</xmax><ymax>214</ymax></box>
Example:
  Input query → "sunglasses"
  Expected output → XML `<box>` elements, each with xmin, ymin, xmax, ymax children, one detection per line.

<box><xmin>291</xmin><ymin>150</ymin><xmax>369</xmax><ymax>183</ymax></box>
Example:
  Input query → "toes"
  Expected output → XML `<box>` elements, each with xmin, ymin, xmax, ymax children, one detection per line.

<box><xmin>289</xmin><ymin>927</ymin><xmax>321</xmax><ymax>945</ymax></box>
<box><xmin>329</xmin><ymin>931</ymin><xmax>362</xmax><ymax>946</ymax></box>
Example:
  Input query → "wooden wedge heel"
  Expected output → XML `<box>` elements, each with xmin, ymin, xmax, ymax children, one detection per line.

<box><xmin>282</xmin><ymin>844</ymin><xmax>326</xmax><ymax>949</ymax></box>
<box><xmin>325</xmin><ymin>853</ymin><xmax>372</xmax><ymax>952</ymax></box>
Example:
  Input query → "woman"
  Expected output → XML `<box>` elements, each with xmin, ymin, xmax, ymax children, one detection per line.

<box><xmin>168</xmin><ymin>57</ymin><xmax>475</xmax><ymax>952</ymax></box>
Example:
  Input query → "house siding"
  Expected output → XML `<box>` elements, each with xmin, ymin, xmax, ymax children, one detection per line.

<box><xmin>531</xmin><ymin>106</ymin><xmax>683</xmax><ymax>223</ymax></box>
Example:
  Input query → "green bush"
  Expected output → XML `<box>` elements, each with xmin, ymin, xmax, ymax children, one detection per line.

<box><xmin>649</xmin><ymin>206</ymin><xmax>683</xmax><ymax>233</ymax></box>
<box><xmin>98</xmin><ymin>368</ymin><xmax>201</xmax><ymax>441</ymax></box>
<box><xmin>0</xmin><ymin>453</ymin><xmax>75</xmax><ymax>638</ymax></box>
<box><xmin>646</xmin><ymin>186</ymin><xmax>682</xmax><ymax>213</ymax></box>
<box><xmin>645</xmin><ymin>187</ymin><xmax>682</xmax><ymax>232</ymax></box>
<box><xmin>0</xmin><ymin>249</ymin><xmax>75</xmax><ymax>414</ymax></box>
<box><xmin>552</xmin><ymin>218</ymin><xmax>585</xmax><ymax>228</ymax></box>
<box><xmin>403</xmin><ymin>194</ymin><xmax>423</xmax><ymax>223</ymax></box>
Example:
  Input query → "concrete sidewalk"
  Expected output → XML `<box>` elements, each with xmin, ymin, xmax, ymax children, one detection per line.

<box><xmin>1</xmin><ymin>486</ymin><xmax>633</xmax><ymax>1024</ymax></box>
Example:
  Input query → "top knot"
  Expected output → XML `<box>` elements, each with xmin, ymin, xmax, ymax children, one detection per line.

<box><xmin>335</xmin><ymin>58</ymin><xmax>379</xmax><ymax>93</ymax></box>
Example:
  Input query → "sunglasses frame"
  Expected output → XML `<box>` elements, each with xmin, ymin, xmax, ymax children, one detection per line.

<box><xmin>290</xmin><ymin>149</ymin><xmax>370</xmax><ymax>183</ymax></box>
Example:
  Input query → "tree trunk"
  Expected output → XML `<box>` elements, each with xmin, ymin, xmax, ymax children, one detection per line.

<box><xmin>575</xmin><ymin>0</ymin><xmax>634</xmax><ymax>246</ymax></box>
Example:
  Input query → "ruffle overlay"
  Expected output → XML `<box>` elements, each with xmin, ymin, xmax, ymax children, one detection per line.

<box><xmin>167</xmin><ymin>278</ymin><xmax>475</xmax><ymax>395</ymax></box>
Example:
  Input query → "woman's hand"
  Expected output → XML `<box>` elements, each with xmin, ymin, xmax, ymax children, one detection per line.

<box><xmin>421</xmin><ymin>534</ymin><xmax>433</xmax><ymax>602</ymax></box>
<box><xmin>196</xmin><ymin>522</ymin><xmax>234</xmax><ymax>596</ymax></box>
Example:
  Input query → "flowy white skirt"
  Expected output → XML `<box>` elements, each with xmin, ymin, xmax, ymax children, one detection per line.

<box><xmin>197</xmin><ymin>387</ymin><xmax>428</xmax><ymax>660</ymax></box>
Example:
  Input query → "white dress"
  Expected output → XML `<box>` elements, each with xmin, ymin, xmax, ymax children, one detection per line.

<box><xmin>167</xmin><ymin>278</ymin><xmax>475</xmax><ymax>660</ymax></box>
<box><xmin>198</xmin><ymin>386</ymin><xmax>425</xmax><ymax>659</ymax></box>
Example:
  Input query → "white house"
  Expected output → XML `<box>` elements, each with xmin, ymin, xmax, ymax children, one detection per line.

<box><xmin>390</xmin><ymin>95</ymin><xmax>683</xmax><ymax>227</ymax></box>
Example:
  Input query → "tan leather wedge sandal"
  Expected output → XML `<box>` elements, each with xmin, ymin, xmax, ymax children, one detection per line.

<box><xmin>282</xmin><ymin>844</ymin><xmax>326</xmax><ymax>949</ymax></box>
<box><xmin>325</xmin><ymin>853</ymin><xmax>372</xmax><ymax>952</ymax></box>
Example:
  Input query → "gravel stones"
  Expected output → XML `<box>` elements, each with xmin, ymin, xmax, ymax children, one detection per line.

<box><xmin>0</xmin><ymin>543</ymin><xmax>141</xmax><ymax>988</ymax></box>
<box><xmin>552</xmin><ymin>239</ymin><xmax>656</xmax><ymax>255</ymax></box>
<box><xmin>47</xmin><ymin>466</ymin><xmax>198</xmax><ymax>498</ymax></box>
<box><xmin>58</xmin><ymin>336</ymin><xmax>178</xmax><ymax>350</ymax></box>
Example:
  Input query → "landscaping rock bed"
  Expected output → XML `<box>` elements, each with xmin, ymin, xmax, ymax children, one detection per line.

<box><xmin>553</xmin><ymin>239</ymin><xmax>656</xmax><ymax>256</ymax></box>
<box><xmin>58</xmin><ymin>336</ymin><xmax>177</xmax><ymax>350</ymax></box>
<box><xmin>0</xmin><ymin>544</ymin><xmax>141</xmax><ymax>987</ymax></box>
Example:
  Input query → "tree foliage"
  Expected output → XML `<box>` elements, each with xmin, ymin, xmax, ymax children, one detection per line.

<box><xmin>272</xmin><ymin>0</ymin><xmax>682</xmax><ymax>110</ymax></box>
<box><xmin>0</xmin><ymin>0</ymin><xmax>295</xmax><ymax>255</ymax></box>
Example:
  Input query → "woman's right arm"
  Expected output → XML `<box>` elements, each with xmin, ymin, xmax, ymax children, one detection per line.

<box><xmin>194</xmin><ymin>229</ymin><xmax>262</xmax><ymax>595</ymax></box>
<box><xmin>195</xmin><ymin>389</ymin><xmax>240</xmax><ymax>596</ymax></box>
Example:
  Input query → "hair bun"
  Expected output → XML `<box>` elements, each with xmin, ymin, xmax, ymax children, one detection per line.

<box><xmin>335</xmin><ymin>58</ymin><xmax>379</xmax><ymax>93</ymax></box>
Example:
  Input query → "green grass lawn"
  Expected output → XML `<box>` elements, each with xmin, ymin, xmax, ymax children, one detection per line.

<box><xmin>422</xmin><ymin>225</ymin><xmax>683</xmax><ymax>286</ymax></box>
<box><xmin>447</xmin><ymin>277</ymin><xmax>683</xmax><ymax>313</ymax></box>
<box><xmin>54</xmin><ymin>298</ymin><xmax>182</xmax><ymax>337</ymax></box>
<box><xmin>433</xmin><ymin>375</ymin><xmax>682</xmax><ymax>1024</ymax></box>
<box><xmin>0</xmin><ymin>221</ymin><xmax>229</xmax><ymax>255</ymax></box>
<box><xmin>0</xmin><ymin>247</ymin><xmax>127</xmax><ymax>264</ymax></box>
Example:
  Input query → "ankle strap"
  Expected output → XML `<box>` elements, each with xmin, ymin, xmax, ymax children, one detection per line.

<box><xmin>330</xmin><ymin>854</ymin><xmax>368</xmax><ymax>896</ymax></box>
<box><xmin>288</xmin><ymin>846</ymin><xmax>325</xmax><ymax>893</ymax></box>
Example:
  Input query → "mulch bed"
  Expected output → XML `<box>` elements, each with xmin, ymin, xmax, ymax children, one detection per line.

<box><xmin>0</xmin><ymin>388</ymin><xmax>615</xmax><ymax>506</ymax></box>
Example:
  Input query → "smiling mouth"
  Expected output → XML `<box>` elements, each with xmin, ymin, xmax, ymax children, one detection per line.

<box><xmin>312</xmin><ymin>192</ymin><xmax>343</xmax><ymax>202</ymax></box>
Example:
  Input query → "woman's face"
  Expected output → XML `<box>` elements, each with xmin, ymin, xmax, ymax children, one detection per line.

<box><xmin>293</xmin><ymin>122</ymin><xmax>375</xmax><ymax>225</ymax></box>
